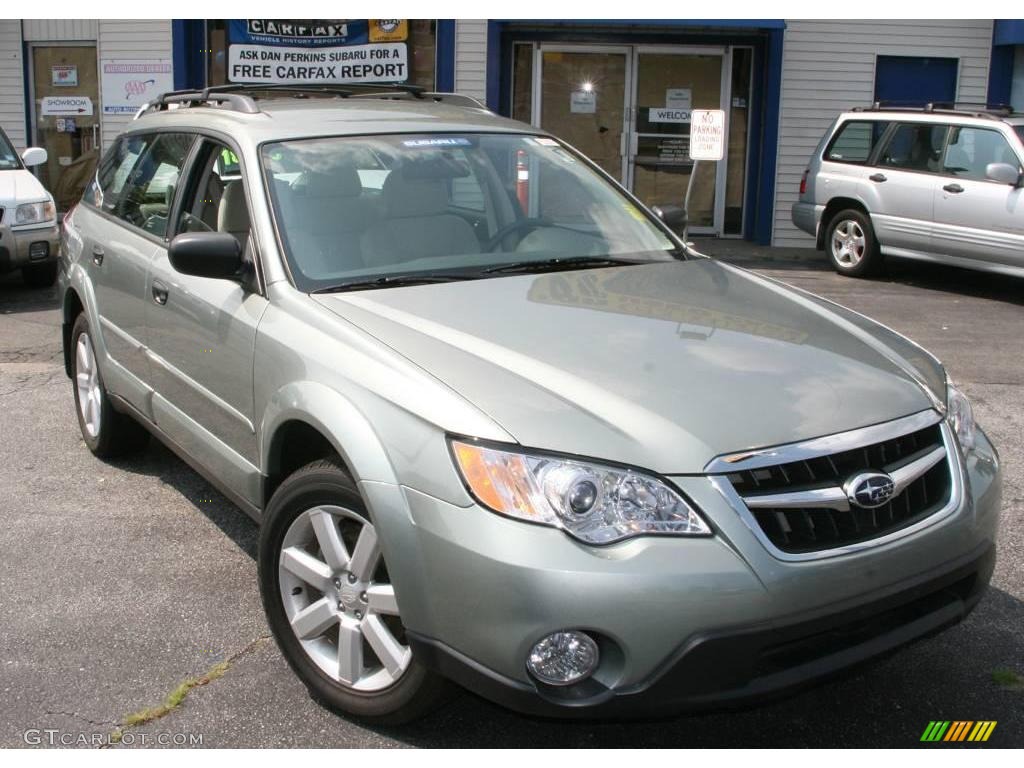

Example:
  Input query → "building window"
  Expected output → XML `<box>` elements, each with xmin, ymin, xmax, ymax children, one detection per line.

<box><xmin>874</xmin><ymin>56</ymin><xmax>958</xmax><ymax>107</ymax></box>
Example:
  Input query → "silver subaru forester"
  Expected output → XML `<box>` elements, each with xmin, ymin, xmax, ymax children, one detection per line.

<box><xmin>793</xmin><ymin>103</ymin><xmax>1024</xmax><ymax>278</ymax></box>
<box><xmin>58</xmin><ymin>85</ymin><xmax>1001</xmax><ymax>724</ymax></box>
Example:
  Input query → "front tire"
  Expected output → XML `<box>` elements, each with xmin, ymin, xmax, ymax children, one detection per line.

<box><xmin>259</xmin><ymin>458</ymin><xmax>448</xmax><ymax>724</ymax></box>
<box><xmin>70</xmin><ymin>313</ymin><xmax>149</xmax><ymax>458</ymax></box>
<box><xmin>825</xmin><ymin>209</ymin><xmax>882</xmax><ymax>277</ymax></box>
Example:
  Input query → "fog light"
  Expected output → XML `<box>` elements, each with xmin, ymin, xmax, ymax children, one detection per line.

<box><xmin>526</xmin><ymin>630</ymin><xmax>599</xmax><ymax>686</ymax></box>
<box><xmin>29</xmin><ymin>241</ymin><xmax>49</xmax><ymax>260</ymax></box>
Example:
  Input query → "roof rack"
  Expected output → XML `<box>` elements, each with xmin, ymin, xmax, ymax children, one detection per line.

<box><xmin>136</xmin><ymin>83</ymin><xmax>490</xmax><ymax>118</ymax></box>
<box><xmin>851</xmin><ymin>101</ymin><xmax>1016</xmax><ymax>120</ymax></box>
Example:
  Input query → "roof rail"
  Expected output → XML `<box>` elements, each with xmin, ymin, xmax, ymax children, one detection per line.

<box><xmin>851</xmin><ymin>101</ymin><xmax>1016</xmax><ymax>120</ymax></box>
<box><xmin>136</xmin><ymin>82</ymin><xmax>492</xmax><ymax>117</ymax></box>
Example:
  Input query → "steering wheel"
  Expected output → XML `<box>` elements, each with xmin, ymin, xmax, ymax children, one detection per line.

<box><xmin>484</xmin><ymin>218</ymin><xmax>591</xmax><ymax>252</ymax></box>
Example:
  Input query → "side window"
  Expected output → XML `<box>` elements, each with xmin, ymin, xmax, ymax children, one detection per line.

<box><xmin>878</xmin><ymin>123</ymin><xmax>948</xmax><ymax>173</ymax></box>
<box><xmin>115</xmin><ymin>133</ymin><xmax>194</xmax><ymax>237</ymax></box>
<box><xmin>89</xmin><ymin>134</ymin><xmax>149</xmax><ymax>212</ymax></box>
<box><xmin>177</xmin><ymin>140</ymin><xmax>252</xmax><ymax>254</ymax></box>
<box><xmin>942</xmin><ymin>127</ymin><xmax>1022</xmax><ymax>180</ymax></box>
<box><xmin>824</xmin><ymin>121</ymin><xmax>889</xmax><ymax>164</ymax></box>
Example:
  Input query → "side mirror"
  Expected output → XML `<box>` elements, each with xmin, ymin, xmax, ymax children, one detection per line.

<box><xmin>168</xmin><ymin>232</ymin><xmax>243</xmax><ymax>279</ymax></box>
<box><xmin>985</xmin><ymin>162</ymin><xmax>1021</xmax><ymax>186</ymax></box>
<box><xmin>652</xmin><ymin>204</ymin><xmax>687</xmax><ymax>230</ymax></box>
<box><xmin>21</xmin><ymin>147</ymin><xmax>47</xmax><ymax>167</ymax></box>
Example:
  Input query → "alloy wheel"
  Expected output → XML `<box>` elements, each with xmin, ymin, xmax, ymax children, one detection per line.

<box><xmin>278</xmin><ymin>505</ymin><xmax>411</xmax><ymax>691</ymax></box>
<box><xmin>75</xmin><ymin>333</ymin><xmax>102</xmax><ymax>439</ymax></box>
<box><xmin>831</xmin><ymin>219</ymin><xmax>866</xmax><ymax>267</ymax></box>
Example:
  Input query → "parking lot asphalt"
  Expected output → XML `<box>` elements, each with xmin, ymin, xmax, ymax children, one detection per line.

<box><xmin>1</xmin><ymin>245</ymin><xmax>1021</xmax><ymax>748</ymax></box>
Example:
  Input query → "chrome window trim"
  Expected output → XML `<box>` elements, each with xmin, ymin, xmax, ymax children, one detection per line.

<box><xmin>707</xmin><ymin>414</ymin><xmax>964</xmax><ymax>563</ymax></box>
<box><xmin>703</xmin><ymin>409</ymin><xmax>942</xmax><ymax>474</ymax></box>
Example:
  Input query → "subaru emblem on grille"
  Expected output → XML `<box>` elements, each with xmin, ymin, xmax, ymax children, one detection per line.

<box><xmin>844</xmin><ymin>472</ymin><xmax>896</xmax><ymax>509</ymax></box>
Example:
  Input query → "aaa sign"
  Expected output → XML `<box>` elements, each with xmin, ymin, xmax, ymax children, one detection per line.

<box><xmin>689</xmin><ymin>109</ymin><xmax>725</xmax><ymax>161</ymax></box>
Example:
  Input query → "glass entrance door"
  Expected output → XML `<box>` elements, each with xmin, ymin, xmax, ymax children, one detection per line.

<box><xmin>30</xmin><ymin>45</ymin><xmax>100</xmax><ymax>212</ymax></box>
<box><xmin>528</xmin><ymin>43</ymin><xmax>743</xmax><ymax>235</ymax></box>
<box><xmin>628</xmin><ymin>48</ymin><xmax>726</xmax><ymax>233</ymax></box>
<box><xmin>534</xmin><ymin>46</ymin><xmax>629</xmax><ymax>181</ymax></box>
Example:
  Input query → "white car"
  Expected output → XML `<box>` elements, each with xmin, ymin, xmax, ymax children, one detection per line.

<box><xmin>0</xmin><ymin>127</ymin><xmax>60</xmax><ymax>287</ymax></box>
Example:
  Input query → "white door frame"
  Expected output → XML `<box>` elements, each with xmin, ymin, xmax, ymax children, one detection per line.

<box><xmin>627</xmin><ymin>44</ymin><xmax>730</xmax><ymax>235</ymax></box>
<box><xmin>532</xmin><ymin>44</ymin><xmax>633</xmax><ymax>183</ymax></box>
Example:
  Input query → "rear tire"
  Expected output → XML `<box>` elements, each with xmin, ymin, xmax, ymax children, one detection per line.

<box><xmin>259</xmin><ymin>458</ymin><xmax>449</xmax><ymax>725</ymax></box>
<box><xmin>70</xmin><ymin>313</ymin><xmax>150</xmax><ymax>458</ymax></box>
<box><xmin>23</xmin><ymin>262</ymin><xmax>58</xmax><ymax>288</ymax></box>
<box><xmin>825</xmin><ymin>209</ymin><xmax>882</xmax><ymax>277</ymax></box>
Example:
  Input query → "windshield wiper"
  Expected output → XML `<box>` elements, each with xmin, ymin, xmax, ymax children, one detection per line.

<box><xmin>480</xmin><ymin>256</ymin><xmax>641</xmax><ymax>276</ymax></box>
<box><xmin>311</xmin><ymin>274</ymin><xmax>472</xmax><ymax>293</ymax></box>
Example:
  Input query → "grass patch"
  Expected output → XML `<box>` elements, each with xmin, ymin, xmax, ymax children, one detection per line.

<box><xmin>119</xmin><ymin>661</ymin><xmax>230</xmax><ymax>729</ymax></box>
<box><xmin>991</xmin><ymin>668</ymin><xmax>1024</xmax><ymax>690</ymax></box>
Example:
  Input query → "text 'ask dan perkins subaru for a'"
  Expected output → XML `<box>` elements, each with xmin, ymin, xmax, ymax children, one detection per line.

<box><xmin>57</xmin><ymin>86</ymin><xmax>1002</xmax><ymax>723</ymax></box>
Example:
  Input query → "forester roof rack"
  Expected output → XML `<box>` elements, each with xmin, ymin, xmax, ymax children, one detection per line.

<box><xmin>851</xmin><ymin>101</ymin><xmax>1016</xmax><ymax>120</ymax></box>
<box><xmin>136</xmin><ymin>83</ymin><xmax>490</xmax><ymax>118</ymax></box>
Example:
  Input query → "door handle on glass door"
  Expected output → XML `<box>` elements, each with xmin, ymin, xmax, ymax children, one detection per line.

<box><xmin>151</xmin><ymin>280</ymin><xmax>169</xmax><ymax>306</ymax></box>
<box><xmin>91</xmin><ymin>245</ymin><xmax>104</xmax><ymax>266</ymax></box>
<box><xmin>943</xmin><ymin>183</ymin><xmax>964</xmax><ymax>194</ymax></box>
<box><xmin>869</xmin><ymin>173</ymin><xmax>887</xmax><ymax>183</ymax></box>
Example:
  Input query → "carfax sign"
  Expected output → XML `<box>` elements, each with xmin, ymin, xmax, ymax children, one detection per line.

<box><xmin>227</xmin><ymin>19</ymin><xmax>410</xmax><ymax>84</ymax></box>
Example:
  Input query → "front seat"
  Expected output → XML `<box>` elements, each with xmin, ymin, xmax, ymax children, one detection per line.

<box><xmin>286</xmin><ymin>166</ymin><xmax>370</xmax><ymax>277</ymax></box>
<box><xmin>218</xmin><ymin>181</ymin><xmax>250</xmax><ymax>253</ymax></box>
<box><xmin>361</xmin><ymin>167</ymin><xmax>480</xmax><ymax>269</ymax></box>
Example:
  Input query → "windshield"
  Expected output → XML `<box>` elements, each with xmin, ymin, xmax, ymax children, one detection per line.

<box><xmin>1015</xmin><ymin>125</ymin><xmax>1024</xmax><ymax>146</ymax></box>
<box><xmin>261</xmin><ymin>133</ymin><xmax>679</xmax><ymax>292</ymax></box>
<box><xmin>0</xmin><ymin>129</ymin><xmax>20</xmax><ymax>171</ymax></box>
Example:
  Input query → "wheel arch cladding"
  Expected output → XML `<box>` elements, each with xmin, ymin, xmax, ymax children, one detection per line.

<box><xmin>61</xmin><ymin>288</ymin><xmax>84</xmax><ymax>377</ymax></box>
<box><xmin>260</xmin><ymin>381</ymin><xmax>402</xmax><ymax>496</ymax></box>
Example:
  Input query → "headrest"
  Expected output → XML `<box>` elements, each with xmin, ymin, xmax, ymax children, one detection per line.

<box><xmin>294</xmin><ymin>165</ymin><xmax>362</xmax><ymax>198</ymax></box>
<box><xmin>382</xmin><ymin>172</ymin><xmax>448</xmax><ymax>217</ymax></box>
<box><xmin>218</xmin><ymin>181</ymin><xmax>250</xmax><ymax>233</ymax></box>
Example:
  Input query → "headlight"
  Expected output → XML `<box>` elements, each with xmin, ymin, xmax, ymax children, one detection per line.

<box><xmin>946</xmin><ymin>384</ymin><xmax>975</xmax><ymax>452</ymax></box>
<box><xmin>15</xmin><ymin>200</ymin><xmax>56</xmax><ymax>225</ymax></box>
<box><xmin>450</xmin><ymin>440</ymin><xmax>710</xmax><ymax>544</ymax></box>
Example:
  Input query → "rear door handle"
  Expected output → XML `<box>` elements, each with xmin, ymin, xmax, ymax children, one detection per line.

<box><xmin>869</xmin><ymin>173</ymin><xmax>887</xmax><ymax>183</ymax></box>
<box><xmin>151</xmin><ymin>280</ymin><xmax>169</xmax><ymax>306</ymax></box>
<box><xmin>91</xmin><ymin>245</ymin><xmax>104</xmax><ymax>266</ymax></box>
<box><xmin>943</xmin><ymin>183</ymin><xmax>964</xmax><ymax>194</ymax></box>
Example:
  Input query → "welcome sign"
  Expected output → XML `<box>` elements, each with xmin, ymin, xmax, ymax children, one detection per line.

<box><xmin>227</xmin><ymin>19</ymin><xmax>410</xmax><ymax>85</ymax></box>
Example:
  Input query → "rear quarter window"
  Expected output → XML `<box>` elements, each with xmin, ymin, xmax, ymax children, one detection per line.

<box><xmin>824</xmin><ymin>120</ymin><xmax>890</xmax><ymax>165</ymax></box>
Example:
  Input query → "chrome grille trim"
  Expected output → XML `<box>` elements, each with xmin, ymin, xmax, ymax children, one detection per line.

<box><xmin>742</xmin><ymin>444</ymin><xmax>946</xmax><ymax>513</ymax></box>
<box><xmin>703</xmin><ymin>409</ymin><xmax>942</xmax><ymax>474</ymax></box>
<box><xmin>708</xmin><ymin>414</ymin><xmax>964</xmax><ymax>562</ymax></box>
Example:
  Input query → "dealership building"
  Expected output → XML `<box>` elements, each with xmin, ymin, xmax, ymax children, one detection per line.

<box><xmin>2</xmin><ymin>18</ymin><xmax>1022</xmax><ymax>245</ymax></box>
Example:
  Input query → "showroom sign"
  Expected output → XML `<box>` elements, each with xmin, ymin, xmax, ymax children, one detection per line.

<box><xmin>227</xmin><ymin>19</ymin><xmax>410</xmax><ymax>85</ymax></box>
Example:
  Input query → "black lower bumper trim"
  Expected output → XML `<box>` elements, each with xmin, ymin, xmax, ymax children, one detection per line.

<box><xmin>409</xmin><ymin>543</ymin><xmax>995</xmax><ymax>719</ymax></box>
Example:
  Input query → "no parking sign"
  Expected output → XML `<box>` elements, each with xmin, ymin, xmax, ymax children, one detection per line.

<box><xmin>689</xmin><ymin>109</ymin><xmax>726</xmax><ymax>161</ymax></box>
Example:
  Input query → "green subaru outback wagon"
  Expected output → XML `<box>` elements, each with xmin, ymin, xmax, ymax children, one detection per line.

<box><xmin>58</xmin><ymin>84</ymin><xmax>1001</xmax><ymax>723</ymax></box>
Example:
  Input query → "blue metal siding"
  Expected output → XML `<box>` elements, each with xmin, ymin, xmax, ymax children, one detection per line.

<box><xmin>436</xmin><ymin>20</ymin><xmax>455</xmax><ymax>92</ymax></box>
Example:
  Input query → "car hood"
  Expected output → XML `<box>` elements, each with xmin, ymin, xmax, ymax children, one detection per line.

<box><xmin>314</xmin><ymin>259</ymin><xmax>943</xmax><ymax>473</ymax></box>
<box><xmin>0</xmin><ymin>168</ymin><xmax>48</xmax><ymax>207</ymax></box>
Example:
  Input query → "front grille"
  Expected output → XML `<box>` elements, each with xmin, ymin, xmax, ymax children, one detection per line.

<box><xmin>727</xmin><ymin>422</ymin><xmax>952</xmax><ymax>554</ymax></box>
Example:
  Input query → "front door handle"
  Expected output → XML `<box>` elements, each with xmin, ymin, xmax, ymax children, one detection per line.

<box><xmin>91</xmin><ymin>245</ymin><xmax>104</xmax><ymax>266</ymax></box>
<box><xmin>943</xmin><ymin>183</ymin><xmax>964</xmax><ymax>194</ymax></box>
<box><xmin>869</xmin><ymin>173</ymin><xmax>887</xmax><ymax>183</ymax></box>
<box><xmin>151</xmin><ymin>280</ymin><xmax>169</xmax><ymax>306</ymax></box>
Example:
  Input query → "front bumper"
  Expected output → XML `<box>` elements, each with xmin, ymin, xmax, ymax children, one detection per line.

<box><xmin>371</xmin><ymin>424</ymin><xmax>1000</xmax><ymax>718</ymax></box>
<box><xmin>0</xmin><ymin>220</ymin><xmax>59</xmax><ymax>273</ymax></box>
